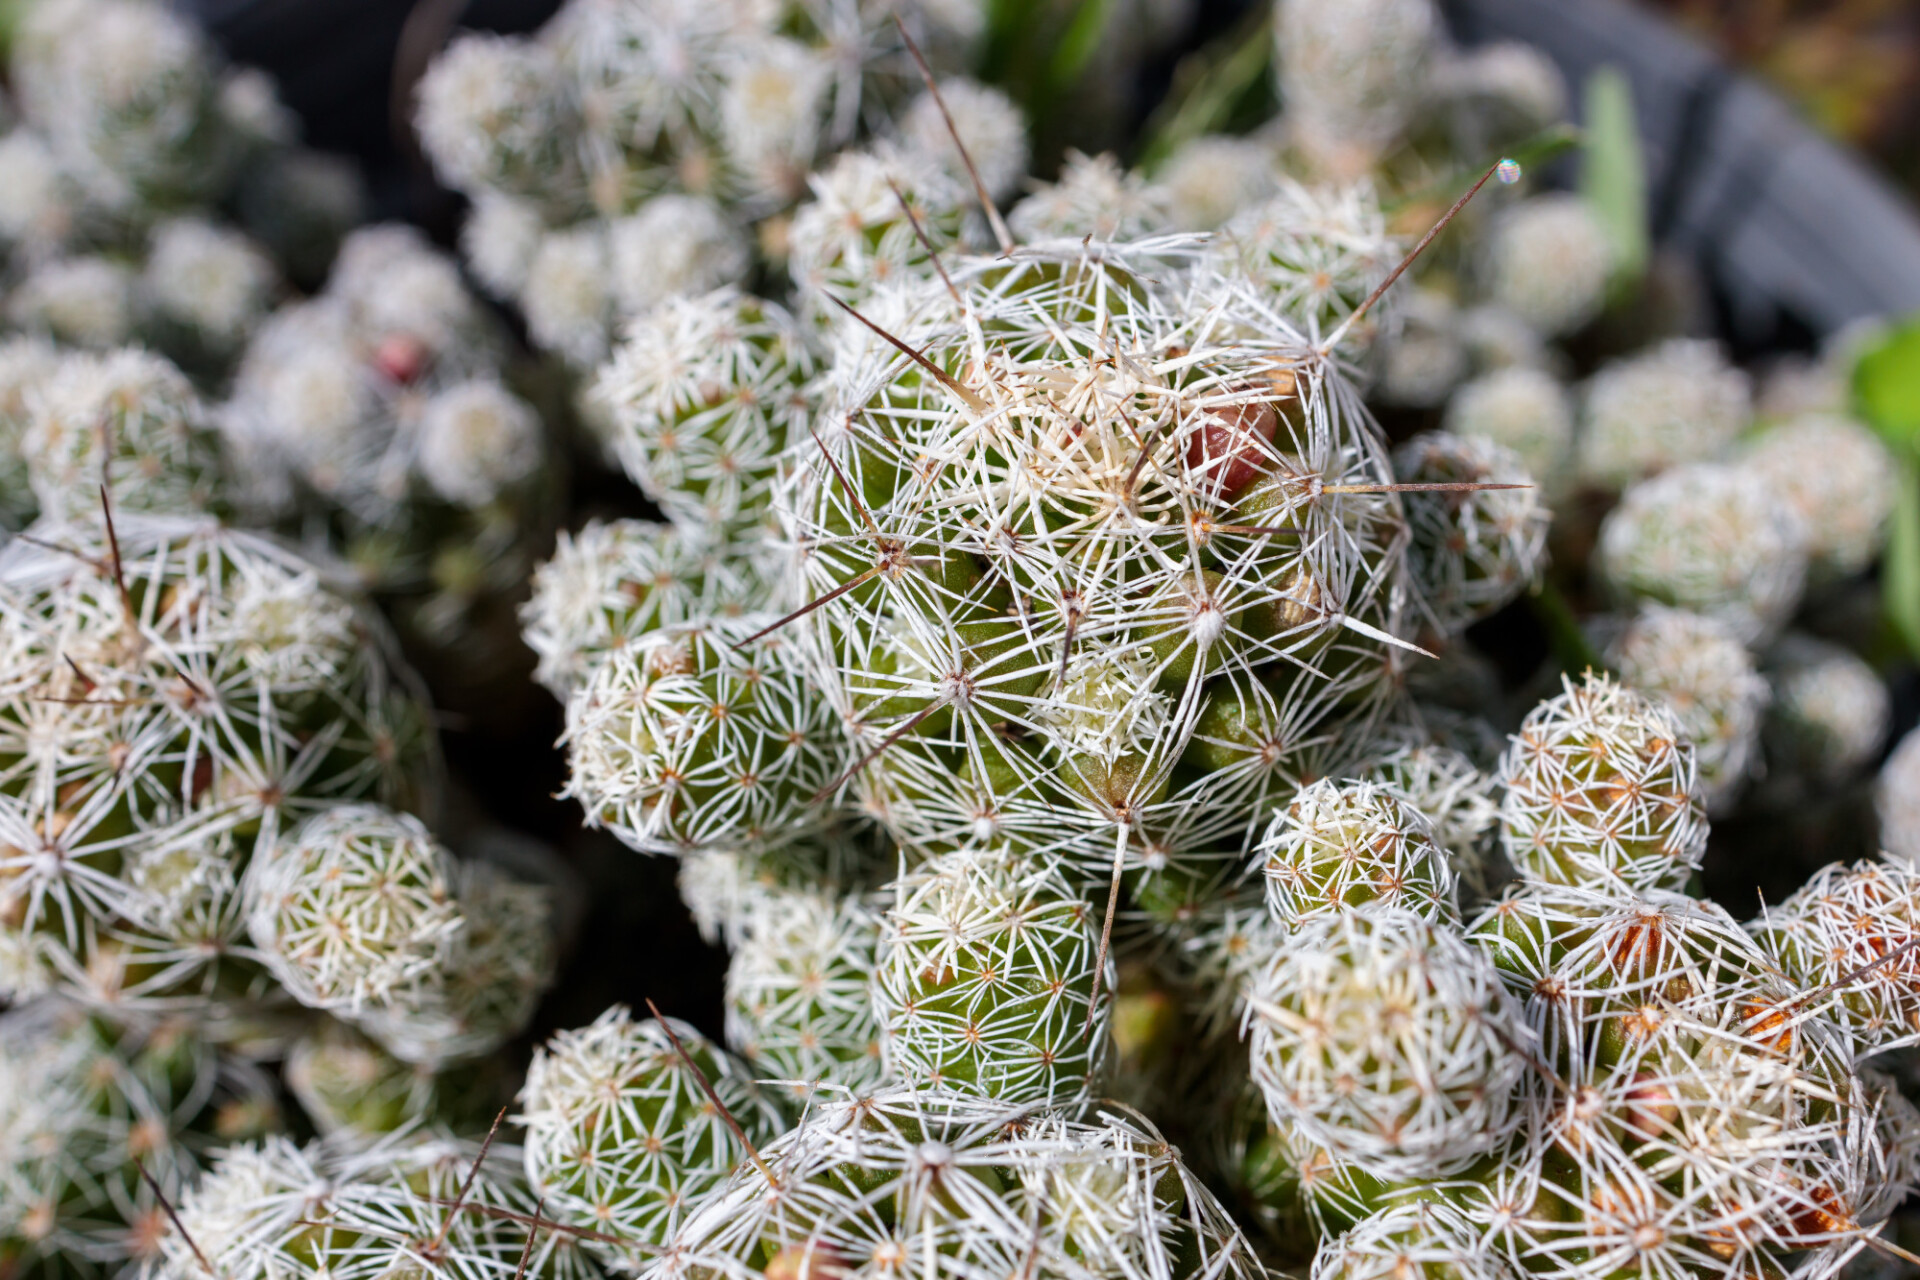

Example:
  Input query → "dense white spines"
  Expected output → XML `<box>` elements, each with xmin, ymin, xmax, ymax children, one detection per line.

<box><xmin>521</xmin><ymin>518</ymin><xmax>764</xmax><ymax>698</ymax></box>
<box><xmin>562</xmin><ymin>615</ymin><xmax>847</xmax><ymax>857</ymax></box>
<box><xmin>1742</xmin><ymin>412</ymin><xmax>1899</xmax><ymax>582</ymax></box>
<box><xmin>899</xmin><ymin>78</ymin><xmax>1029</xmax><ymax>201</ymax></box>
<box><xmin>1393</xmin><ymin>430</ymin><xmax>1550</xmax><ymax>634</ymax></box>
<box><xmin>1577</xmin><ymin>340</ymin><xmax>1753</xmax><ymax>491</ymax></box>
<box><xmin>1246</xmin><ymin>903</ymin><xmax>1531</xmax><ymax>1179</ymax></box>
<box><xmin>1595</xmin><ymin>462</ymin><xmax>1808</xmax><ymax>644</ymax></box>
<box><xmin>1498</xmin><ymin>672</ymin><xmax>1707</xmax><ymax>894</ymax></box>
<box><xmin>595</xmin><ymin>287</ymin><xmax>816</xmax><ymax>537</ymax></box>
<box><xmin>875</xmin><ymin>850</ymin><xmax>1111</xmax><ymax>1106</ymax></box>
<box><xmin>412</xmin><ymin>378</ymin><xmax>546</xmax><ymax>508</ymax></box>
<box><xmin>520</xmin><ymin>1005</ymin><xmax>783</xmax><ymax>1268</ymax></box>
<box><xmin>1009</xmin><ymin>150</ymin><xmax>1172</xmax><ymax>242</ymax></box>
<box><xmin>1605</xmin><ymin>606</ymin><xmax>1768</xmax><ymax>810</ymax></box>
<box><xmin>1258</xmin><ymin>778</ymin><xmax>1457</xmax><ymax>926</ymax></box>
<box><xmin>1272</xmin><ymin>0</ymin><xmax>1439</xmax><ymax>168</ymax></box>
<box><xmin>1762</xmin><ymin>633</ymin><xmax>1889</xmax><ymax>786</ymax></box>
<box><xmin>1209</xmin><ymin>179</ymin><xmax>1398</xmax><ymax>342</ymax></box>
<box><xmin>1751</xmin><ymin>858</ymin><xmax>1920</xmax><ymax>1057</ymax></box>
<box><xmin>1444</xmin><ymin>365</ymin><xmax>1575</xmax><ymax>494</ymax></box>
<box><xmin>245</xmin><ymin>804</ymin><xmax>462</xmax><ymax>1018</ymax></box>
<box><xmin>725</xmin><ymin>888</ymin><xmax>886</xmax><ymax>1098</ymax></box>
<box><xmin>650</xmin><ymin>1087</ymin><xmax>1263</xmax><ymax>1280</ymax></box>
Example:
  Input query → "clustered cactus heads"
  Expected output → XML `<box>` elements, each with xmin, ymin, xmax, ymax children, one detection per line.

<box><xmin>520</xmin><ymin>1005</ymin><xmax>784</xmax><ymax>1267</ymax></box>
<box><xmin>875</xmin><ymin>850</ymin><xmax>1110</xmax><ymax>1106</ymax></box>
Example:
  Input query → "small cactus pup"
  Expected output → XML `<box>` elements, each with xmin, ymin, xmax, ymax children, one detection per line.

<box><xmin>1474</xmin><ymin>888</ymin><xmax>1893</xmax><ymax>1280</ymax></box>
<box><xmin>1594</xmin><ymin>461</ymin><xmax>1808</xmax><ymax>645</ymax></box>
<box><xmin>1575</xmin><ymin>339</ymin><xmax>1752</xmax><ymax>491</ymax></box>
<box><xmin>283</xmin><ymin>1014</ymin><xmax>508</xmax><ymax>1138</ymax></box>
<box><xmin>161</xmin><ymin>1131</ymin><xmax>602</xmax><ymax>1280</ymax></box>
<box><xmin>783</xmin><ymin>241</ymin><xmax>1417</xmax><ymax>882</ymax></box>
<box><xmin>1256</xmin><ymin>777</ymin><xmax>1457</xmax><ymax>926</ymax></box>
<box><xmin>562</xmin><ymin>614</ymin><xmax>849</xmax><ymax>857</ymax></box>
<box><xmin>21</xmin><ymin>347</ymin><xmax>223</xmax><ymax>525</ymax></box>
<box><xmin>0</xmin><ymin>511</ymin><xmax>438</xmax><ymax>1009</ymax></box>
<box><xmin>1360</xmin><ymin>724</ymin><xmax>1504</xmax><ymax>903</ymax></box>
<box><xmin>1271</xmin><ymin>0</ymin><xmax>1439</xmax><ymax>170</ymax></box>
<box><xmin>1761</xmin><ymin>631</ymin><xmax>1890</xmax><ymax>789</ymax></box>
<box><xmin>1880</xmin><ymin>726</ymin><xmax>1920</xmax><ymax>865</ymax></box>
<box><xmin>1749</xmin><ymin>858</ymin><xmax>1920</xmax><ymax>1058</ymax></box>
<box><xmin>874</xmin><ymin>849</ymin><xmax>1112</xmax><ymax>1107</ymax></box>
<box><xmin>1497</xmin><ymin>672</ymin><xmax>1707</xmax><ymax>895</ymax></box>
<box><xmin>1741</xmin><ymin>412</ymin><xmax>1898</xmax><ymax>584</ymax></box>
<box><xmin>1442</xmin><ymin>365</ymin><xmax>1574</xmax><ymax>497</ymax></box>
<box><xmin>1311</xmin><ymin>1200</ymin><xmax>1518</xmax><ymax>1280</ymax></box>
<box><xmin>655</xmin><ymin>1086</ymin><xmax>1264</xmax><ymax>1280</ymax></box>
<box><xmin>520</xmin><ymin>1005</ymin><xmax>785</xmax><ymax>1271</ymax></box>
<box><xmin>1602</xmin><ymin>606</ymin><xmax>1768</xmax><ymax>813</ymax></box>
<box><xmin>1391</xmin><ymin>429</ymin><xmax>1549</xmax><ymax>637</ymax></box>
<box><xmin>1243</xmin><ymin>902</ymin><xmax>1533</xmax><ymax>1181</ymax></box>
<box><xmin>591</xmin><ymin>287</ymin><xmax>817</xmax><ymax>546</ymax></box>
<box><xmin>724</xmin><ymin>887</ymin><xmax>886</xmax><ymax>1100</ymax></box>
<box><xmin>1479</xmin><ymin>194</ymin><xmax>1613</xmax><ymax>340</ymax></box>
<box><xmin>245</xmin><ymin>803</ymin><xmax>555</xmax><ymax>1066</ymax></box>
<box><xmin>1202</xmin><ymin>179</ymin><xmax>1400</xmax><ymax>345</ymax></box>
<box><xmin>520</xmin><ymin>517</ymin><xmax>767</xmax><ymax>700</ymax></box>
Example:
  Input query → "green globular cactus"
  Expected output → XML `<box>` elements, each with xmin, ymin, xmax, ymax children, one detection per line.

<box><xmin>162</xmin><ymin>1131</ymin><xmax>603</xmax><ymax>1280</ymax></box>
<box><xmin>521</xmin><ymin>518</ymin><xmax>767</xmax><ymax>700</ymax></box>
<box><xmin>1256</xmin><ymin>778</ymin><xmax>1457</xmax><ymax>926</ymax></box>
<box><xmin>1392</xmin><ymin>430</ymin><xmax>1549</xmax><ymax>636</ymax></box>
<box><xmin>783</xmin><ymin>241</ymin><xmax>1416</xmax><ymax>881</ymax></box>
<box><xmin>874</xmin><ymin>849</ymin><xmax>1111</xmax><ymax>1107</ymax></box>
<box><xmin>1244</xmin><ymin>903</ymin><xmax>1531</xmax><ymax>1181</ymax></box>
<box><xmin>283</xmin><ymin>1015</ymin><xmax>506</xmax><ymax>1138</ymax></box>
<box><xmin>520</xmin><ymin>1005</ymin><xmax>785</xmax><ymax>1271</ymax></box>
<box><xmin>657</xmin><ymin>1086</ymin><xmax>1264</xmax><ymax>1280</ymax></box>
<box><xmin>1595</xmin><ymin>462</ymin><xmax>1807</xmax><ymax>644</ymax></box>
<box><xmin>724</xmin><ymin>887</ymin><xmax>887</xmax><ymax>1100</ymax></box>
<box><xmin>787</xmin><ymin>146</ymin><xmax>968</xmax><ymax>323</ymax></box>
<box><xmin>1470</xmin><ymin>886</ymin><xmax>1883</xmax><ymax>1280</ymax></box>
<box><xmin>593</xmin><ymin>287</ymin><xmax>817</xmax><ymax>543</ymax></box>
<box><xmin>1361</xmin><ymin>729</ymin><xmax>1504</xmax><ymax>905</ymax></box>
<box><xmin>1742</xmin><ymin>412</ymin><xmax>1898</xmax><ymax>583</ymax></box>
<box><xmin>1603</xmin><ymin>606</ymin><xmax>1768</xmax><ymax>813</ymax></box>
<box><xmin>562</xmin><ymin>614</ymin><xmax>849</xmax><ymax>858</ymax></box>
<box><xmin>1576</xmin><ymin>340</ymin><xmax>1752</xmax><ymax>492</ymax></box>
<box><xmin>0</xmin><ymin>512</ymin><xmax>438</xmax><ymax>1009</ymax></box>
<box><xmin>1496</xmin><ymin>672</ymin><xmax>1707</xmax><ymax>894</ymax></box>
<box><xmin>1311</xmin><ymin>1200</ymin><xmax>1518</xmax><ymax>1280</ymax></box>
<box><xmin>1205</xmin><ymin>179</ymin><xmax>1398</xmax><ymax>345</ymax></box>
<box><xmin>1480</xmin><ymin>194</ymin><xmax>1612</xmax><ymax>340</ymax></box>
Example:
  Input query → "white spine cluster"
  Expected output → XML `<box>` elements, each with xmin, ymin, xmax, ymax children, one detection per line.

<box><xmin>725</xmin><ymin>887</ymin><xmax>886</xmax><ymax>1097</ymax></box>
<box><xmin>1605</xmin><ymin>606</ymin><xmax>1769</xmax><ymax>811</ymax></box>
<box><xmin>1245</xmin><ymin>903</ymin><xmax>1531</xmax><ymax>1179</ymax></box>
<box><xmin>875</xmin><ymin>849</ymin><xmax>1111</xmax><ymax>1106</ymax></box>
<box><xmin>1751</xmin><ymin>858</ymin><xmax>1920</xmax><ymax>1057</ymax></box>
<box><xmin>1481</xmin><ymin>194</ymin><xmax>1613</xmax><ymax>339</ymax></box>
<box><xmin>562</xmin><ymin>615</ymin><xmax>847</xmax><ymax>856</ymax></box>
<box><xmin>1257</xmin><ymin>778</ymin><xmax>1457</xmax><ymax>925</ymax></box>
<box><xmin>1272</xmin><ymin>0</ymin><xmax>1438</xmax><ymax>167</ymax></box>
<box><xmin>1762</xmin><ymin>632</ymin><xmax>1889</xmax><ymax>785</ymax></box>
<box><xmin>1576</xmin><ymin>339</ymin><xmax>1753</xmax><ymax>491</ymax></box>
<box><xmin>899</xmin><ymin>78</ymin><xmax>1029</xmax><ymax>202</ymax></box>
<box><xmin>1154</xmin><ymin>135</ymin><xmax>1281</xmax><ymax>233</ymax></box>
<box><xmin>648</xmin><ymin>1087</ymin><xmax>1263</xmax><ymax>1280</ymax></box>
<box><xmin>1008</xmin><ymin>150</ymin><xmax>1172</xmax><ymax>243</ymax></box>
<box><xmin>1741</xmin><ymin>412</ymin><xmax>1899</xmax><ymax>582</ymax></box>
<box><xmin>520</xmin><ymin>1005</ymin><xmax>782</xmax><ymax>1267</ymax></box>
<box><xmin>608</xmin><ymin>194</ymin><xmax>752</xmax><ymax>315</ymax></box>
<box><xmin>1498</xmin><ymin>672</ymin><xmax>1707</xmax><ymax>894</ymax></box>
<box><xmin>1443</xmin><ymin>365</ymin><xmax>1574</xmax><ymax>494</ymax></box>
<box><xmin>1393</xmin><ymin>430</ymin><xmax>1551</xmax><ymax>634</ymax></box>
<box><xmin>1209</xmin><ymin>179</ymin><xmax>1399</xmax><ymax>342</ymax></box>
<box><xmin>1595</xmin><ymin>462</ymin><xmax>1808</xmax><ymax>644</ymax></box>
<box><xmin>1880</xmin><ymin>727</ymin><xmax>1920</xmax><ymax>866</ymax></box>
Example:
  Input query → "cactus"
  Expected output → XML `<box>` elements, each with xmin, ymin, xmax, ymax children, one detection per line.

<box><xmin>520</xmin><ymin>1005</ymin><xmax>784</xmax><ymax>1269</ymax></box>
<box><xmin>1393</xmin><ymin>430</ymin><xmax>1550</xmax><ymax>635</ymax></box>
<box><xmin>1497</xmin><ymin>672</ymin><xmax>1707</xmax><ymax>894</ymax></box>
<box><xmin>874</xmin><ymin>849</ymin><xmax>1111</xmax><ymax>1106</ymax></box>
<box><xmin>1576</xmin><ymin>340</ymin><xmax>1752</xmax><ymax>491</ymax></box>
<box><xmin>1742</xmin><ymin>412</ymin><xmax>1899</xmax><ymax>583</ymax></box>
<box><xmin>1603</xmin><ymin>606</ymin><xmax>1768</xmax><ymax>811</ymax></box>
<box><xmin>1442</xmin><ymin>365</ymin><xmax>1574</xmax><ymax>496</ymax></box>
<box><xmin>1480</xmin><ymin>194</ymin><xmax>1613</xmax><ymax>339</ymax></box>
<box><xmin>1256</xmin><ymin>778</ymin><xmax>1457</xmax><ymax>926</ymax></box>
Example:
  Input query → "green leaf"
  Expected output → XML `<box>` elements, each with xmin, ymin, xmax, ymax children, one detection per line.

<box><xmin>1579</xmin><ymin>66</ymin><xmax>1648</xmax><ymax>293</ymax></box>
<box><xmin>1886</xmin><ymin>461</ymin><xmax>1920</xmax><ymax>662</ymax></box>
<box><xmin>1049</xmin><ymin>0</ymin><xmax>1118</xmax><ymax>92</ymax></box>
<box><xmin>1132</xmin><ymin>6</ymin><xmax>1275</xmax><ymax>172</ymax></box>
<box><xmin>1853</xmin><ymin>317</ymin><xmax>1920</xmax><ymax>454</ymax></box>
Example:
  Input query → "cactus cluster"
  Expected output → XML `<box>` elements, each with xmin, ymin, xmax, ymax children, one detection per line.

<box><xmin>6</xmin><ymin>1</ymin><xmax>1920</xmax><ymax>1280</ymax></box>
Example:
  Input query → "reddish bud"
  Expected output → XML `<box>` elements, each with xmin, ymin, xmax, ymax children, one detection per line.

<box><xmin>373</xmin><ymin>333</ymin><xmax>430</xmax><ymax>386</ymax></box>
<box><xmin>1187</xmin><ymin>395</ymin><xmax>1280</xmax><ymax>499</ymax></box>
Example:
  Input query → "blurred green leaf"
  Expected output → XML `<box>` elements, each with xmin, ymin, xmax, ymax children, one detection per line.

<box><xmin>1579</xmin><ymin>66</ymin><xmax>1649</xmax><ymax>294</ymax></box>
<box><xmin>1049</xmin><ymin>0</ymin><xmax>1117</xmax><ymax>92</ymax></box>
<box><xmin>1854</xmin><ymin>318</ymin><xmax>1920</xmax><ymax>452</ymax></box>
<box><xmin>1887</xmin><ymin>462</ymin><xmax>1920</xmax><ymax>661</ymax></box>
<box><xmin>1133</xmin><ymin>5</ymin><xmax>1274</xmax><ymax>172</ymax></box>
